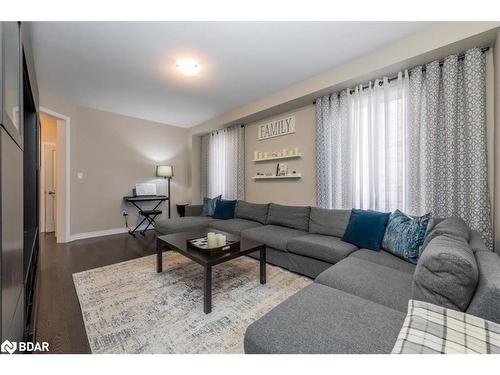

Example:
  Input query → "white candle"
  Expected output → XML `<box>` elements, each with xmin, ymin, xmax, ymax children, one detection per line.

<box><xmin>294</xmin><ymin>147</ymin><xmax>299</xmax><ymax>155</ymax></box>
<box><xmin>207</xmin><ymin>232</ymin><xmax>217</xmax><ymax>248</ymax></box>
<box><xmin>254</xmin><ymin>151</ymin><xmax>258</xmax><ymax>160</ymax></box>
<box><xmin>258</xmin><ymin>152</ymin><xmax>263</xmax><ymax>159</ymax></box>
<box><xmin>263</xmin><ymin>152</ymin><xmax>268</xmax><ymax>158</ymax></box>
<box><xmin>215</xmin><ymin>234</ymin><xmax>225</xmax><ymax>247</ymax></box>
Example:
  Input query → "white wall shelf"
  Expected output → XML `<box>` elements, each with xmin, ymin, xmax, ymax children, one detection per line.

<box><xmin>252</xmin><ymin>174</ymin><xmax>302</xmax><ymax>180</ymax></box>
<box><xmin>252</xmin><ymin>154</ymin><xmax>302</xmax><ymax>162</ymax></box>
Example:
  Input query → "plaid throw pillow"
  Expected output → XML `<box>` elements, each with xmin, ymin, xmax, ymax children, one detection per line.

<box><xmin>392</xmin><ymin>300</ymin><xmax>500</xmax><ymax>354</ymax></box>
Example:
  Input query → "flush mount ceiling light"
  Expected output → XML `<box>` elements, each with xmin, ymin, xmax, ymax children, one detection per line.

<box><xmin>175</xmin><ymin>58</ymin><xmax>200</xmax><ymax>77</ymax></box>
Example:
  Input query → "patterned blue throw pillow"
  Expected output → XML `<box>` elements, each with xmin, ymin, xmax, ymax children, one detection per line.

<box><xmin>381</xmin><ymin>210</ymin><xmax>432</xmax><ymax>264</ymax></box>
<box><xmin>201</xmin><ymin>195</ymin><xmax>222</xmax><ymax>217</ymax></box>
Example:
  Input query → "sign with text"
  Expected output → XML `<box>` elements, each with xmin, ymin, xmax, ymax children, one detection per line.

<box><xmin>258</xmin><ymin>115</ymin><xmax>295</xmax><ymax>140</ymax></box>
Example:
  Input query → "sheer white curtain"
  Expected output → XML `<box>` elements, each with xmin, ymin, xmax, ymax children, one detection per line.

<box><xmin>316</xmin><ymin>72</ymin><xmax>409</xmax><ymax>212</ymax></box>
<box><xmin>316</xmin><ymin>48</ymin><xmax>492</xmax><ymax>249</ymax></box>
<box><xmin>201</xmin><ymin>124</ymin><xmax>245</xmax><ymax>200</ymax></box>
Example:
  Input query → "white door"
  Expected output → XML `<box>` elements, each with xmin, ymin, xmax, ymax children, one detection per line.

<box><xmin>44</xmin><ymin>144</ymin><xmax>57</xmax><ymax>233</ymax></box>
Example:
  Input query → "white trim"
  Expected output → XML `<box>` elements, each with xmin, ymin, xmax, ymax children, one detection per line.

<box><xmin>70</xmin><ymin>225</ymin><xmax>149</xmax><ymax>241</ymax></box>
<box><xmin>40</xmin><ymin>106</ymin><xmax>71</xmax><ymax>243</ymax></box>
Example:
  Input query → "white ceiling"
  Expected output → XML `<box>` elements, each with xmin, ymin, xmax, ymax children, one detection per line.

<box><xmin>31</xmin><ymin>22</ymin><xmax>437</xmax><ymax>128</ymax></box>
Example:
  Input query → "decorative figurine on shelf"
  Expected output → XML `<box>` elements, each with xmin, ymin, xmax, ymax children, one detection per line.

<box><xmin>272</xmin><ymin>152</ymin><xmax>278</xmax><ymax>157</ymax></box>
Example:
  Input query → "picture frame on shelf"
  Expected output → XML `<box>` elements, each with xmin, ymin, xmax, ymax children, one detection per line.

<box><xmin>276</xmin><ymin>163</ymin><xmax>288</xmax><ymax>176</ymax></box>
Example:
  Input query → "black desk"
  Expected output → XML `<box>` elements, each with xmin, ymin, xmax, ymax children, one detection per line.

<box><xmin>123</xmin><ymin>195</ymin><xmax>169</xmax><ymax>236</ymax></box>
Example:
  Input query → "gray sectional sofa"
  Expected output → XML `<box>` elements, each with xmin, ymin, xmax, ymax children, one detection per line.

<box><xmin>155</xmin><ymin>201</ymin><xmax>500</xmax><ymax>354</ymax></box>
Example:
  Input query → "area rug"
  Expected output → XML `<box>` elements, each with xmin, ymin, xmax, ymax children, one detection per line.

<box><xmin>73</xmin><ymin>253</ymin><xmax>312</xmax><ymax>354</ymax></box>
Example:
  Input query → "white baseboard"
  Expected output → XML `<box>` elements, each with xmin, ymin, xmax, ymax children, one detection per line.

<box><xmin>70</xmin><ymin>225</ymin><xmax>149</xmax><ymax>242</ymax></box>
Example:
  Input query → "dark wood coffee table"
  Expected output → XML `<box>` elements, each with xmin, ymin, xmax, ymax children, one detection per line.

<box><xmin>156</xmin><ymin>229</ymin><xmax>266</xmax><ymax>314</ymax></box>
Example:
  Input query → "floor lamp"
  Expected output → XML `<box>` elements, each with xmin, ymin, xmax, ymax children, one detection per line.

<box><xmin>156</xmin><ymin>165</ymin><xmax>173</xmax><ymax>218</ymax></box>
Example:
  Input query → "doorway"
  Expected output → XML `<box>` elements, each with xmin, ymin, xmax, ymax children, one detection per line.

<box><xmin>39</xmin><ymin>108</ymin><xmax>71</xmax><ymax>243</ymax></box>
<box><xmin>42</xmin><ymin>142</ymin><xmax>57</xmax><ymax>232</ymax></box>
<box><xmin>40</xmin><ymin>114</ymin><xmax>57</xmax><ymax>234</ymax></box>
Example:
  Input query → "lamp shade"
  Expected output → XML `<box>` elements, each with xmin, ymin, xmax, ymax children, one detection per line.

<box><xmin>156</xmin><ymin>165</ymin><xmax>173</xmax><ymax>178</ymax></box>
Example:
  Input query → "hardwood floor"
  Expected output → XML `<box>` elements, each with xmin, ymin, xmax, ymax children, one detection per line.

<box><xmin>35</xmin><ymin>231</ymin><xmax>156</xmax><ymax>353</ymax></box>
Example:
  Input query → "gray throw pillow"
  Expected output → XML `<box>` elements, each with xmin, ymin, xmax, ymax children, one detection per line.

<box><xmin>412</xmin><ymin>235</ymin><xmax>478</xmax><ymax>311</ymax></box>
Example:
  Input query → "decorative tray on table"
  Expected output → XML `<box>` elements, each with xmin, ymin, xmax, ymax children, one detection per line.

<box><xmin>186</xmin><ymin>236</ymin><xmax>241</xmax><ymax>255</ymax></box>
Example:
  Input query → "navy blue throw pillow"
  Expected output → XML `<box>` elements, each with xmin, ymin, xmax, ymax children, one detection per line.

<box><xmin>213</xmin><ymin>199</ymin><xmax>237</xmax><ymax>220</ymax></box>
<box><xmin>341</xmin><ymin>209</ymin><xmax>391</xmax><ymax>251</ymax></box>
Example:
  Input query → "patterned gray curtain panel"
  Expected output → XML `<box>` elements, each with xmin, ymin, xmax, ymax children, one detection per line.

<box><xmin>200</xmin><ymin>125</ymin><xmax>245</xmax><ymax>201</ymax></box>
<box><xmin>407</xmin><ymin>48</ymin><xmax>492</xmax><ymax>249</ymax></box>
<box><xmin>316</xmin><ymin>48</ymin><xmax>493</xmax><ymax>249</ymax></box>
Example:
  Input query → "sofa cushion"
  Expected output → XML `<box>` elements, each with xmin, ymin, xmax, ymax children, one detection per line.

<box><xmin>341</xmin><ymin>209</ymin><xmax>390</xmax><ymax>251</ymax></box>
<box><xmin>469</xmin><ymin>230</ymin><xmax>489</xmax><ymax>253</ymax></box>
<box><xmin>466</xmin><ymin>251</ymin><xmax>500</xmax><ymax>323</ymax></box>
<box><xmin>208</xmin><ymin>218</ymin><xmax>262</xmax><ymax>235</ymax></box>
<box><xmin>155</xmin><ymin>216</ymin><xmax>218</xmax><ymax>235</ymax></box>
<box><xmin>201</xmin><ymin>195</ymin><xmax>221</xmax><ymax>216</ymax></box>
<box><xmin>213</xmin><ymin>199</ymin><xmax>236</xmax><ymax>220</ymax></box>
<box><xmin>287</xmin><ymin>234</ymin><xmax>358</xmax><ymax>264</ymax></box>
<box><xmin>413</xmin><ymin>235</ymin><xmax>478</xmax><ymax>311</ymax></box>
<box><xmin>244</xmin><ymin>283</ymin><xmax>405</xmax><ymax>354</ymax></box>
<box><xmin>421</xmin><ymin>217</ymin><xmax>470</xmax><ymax>250</ymax></box>
<box><xmin>350</xmin><ymin>249</ymin><xmax>416</xmax><ymax>274</ymax></box>
<box><xmin>266</xmin><ymin>203</ymin><xmax>311</xmax><ymax>231</ymax></box>
<box><xmin>235</xmin><ymin>201</ymin><xmax>269</xmax><ymax>224</ymax></box>
<box><xmin>316</xmin><ymin>257</ymin><xmax>413</xmax><ymax>312</ymax></box>
<box><xmin>381</xmin><ymin>210</ymin><xmax>432</xmax><ymax>264</ymax></box>
<box><xmin>309</xmin><ymin>207</ymin><xmax>351</xmax><ymax>237</ymax></box>
<box><xmin>241</xmin><ymin>225</ymin><xmax>307</xmax><ymax>251</ymax></box>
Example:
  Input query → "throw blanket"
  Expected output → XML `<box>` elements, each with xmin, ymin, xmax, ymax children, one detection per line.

<box><xmin>392</xmin><ymin>300</ymin><xmax>500</xmax><ymax>354</ymax></box>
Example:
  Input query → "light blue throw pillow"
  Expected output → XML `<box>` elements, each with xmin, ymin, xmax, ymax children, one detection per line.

<box><xmin>201</xmin><ymin>195</ymin><xmax>222</xmax><ymax>217</ymax></box>
<box><xmin>381</xmin><ymin>210</ymin><xmax>432</xmax><ymax>264</ymax></box>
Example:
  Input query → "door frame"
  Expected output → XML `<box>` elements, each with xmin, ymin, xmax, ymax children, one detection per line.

<box><xmin>39</xmin><ymin>106</ymin><xmax>71</xmax><ymax>243</ymax></box>
<box><xmin>40</xmin><ymin>142</ymin><xmax>56</xmax><ymax>233</ymax></box>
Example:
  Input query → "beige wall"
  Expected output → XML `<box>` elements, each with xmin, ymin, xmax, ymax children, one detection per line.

<box><xmin>40</xmin><ymin>91</ymin><xmax>190</xmax><ymax>236</ymax></box>
<box><xmin>245</xmin><ymin>105</ymin><xmax>316</xmax><ymax>206</ymax></box>
<box><xmin>40</xmin><ymin>112</ymin><xmax>57</xmax><ymax>143</ymax></box>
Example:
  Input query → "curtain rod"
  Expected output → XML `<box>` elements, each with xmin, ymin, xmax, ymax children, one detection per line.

<box><xmin>313</xmin><ymin>47</ymin><xmax>490</xmax><ymax>103</ymax></box>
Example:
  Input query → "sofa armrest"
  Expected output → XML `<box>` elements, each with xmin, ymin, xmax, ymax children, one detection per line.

<box><xmin>185</xmin><ymin>204</ymin><xmax>204</xmax><ymax>217</ymax></box>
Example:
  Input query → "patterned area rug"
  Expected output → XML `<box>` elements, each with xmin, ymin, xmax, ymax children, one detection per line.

<box><xmin>73</xmin><ymin>253</ymin><xmax>311</xmax><ymax>353</ymax></box>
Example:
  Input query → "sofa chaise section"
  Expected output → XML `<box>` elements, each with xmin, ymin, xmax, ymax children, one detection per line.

<box><xmin>315</xmin><ymin>256</ymin><xmax>414</xmax><ymax>312</ymax></box>
<box><xmin>244</xmin><ymin>283</ymin><xmax>406</xmax><ymax>354</ymax></box>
